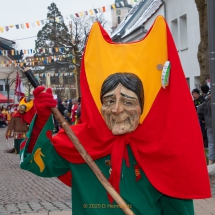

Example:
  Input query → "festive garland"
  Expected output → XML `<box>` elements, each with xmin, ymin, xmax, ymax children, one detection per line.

<box><xmin>0</xmin><ymin>1</ymin><xmax>129</xmax><ymax>33</ymax></box>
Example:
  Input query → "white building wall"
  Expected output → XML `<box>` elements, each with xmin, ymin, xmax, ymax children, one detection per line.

<box><xmin>164</xmin><ymin>0</ymin><xmax>200</xmax><ymax>90</ymax></box>
<box><xmin>144</xmin><ymin>0</ymin><xmax>200</xmax><ymax>90</ymax></box>
<box><xmin>111</xmin><ymin>0</ymin><xmax>200</xmax><ymax>90</ymax></box>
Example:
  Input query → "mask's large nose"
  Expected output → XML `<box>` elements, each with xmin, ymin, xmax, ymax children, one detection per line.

<box><xmin>111</xmin><ymin>99</ymin><xmax>124</xmax><ymax>115</ymax></box>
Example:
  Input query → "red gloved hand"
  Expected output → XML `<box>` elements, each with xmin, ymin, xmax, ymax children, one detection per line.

<box><xmin>5</xmin><ymin>135</ymin><xmax>8</xmax><ymax>139</ymax></box>
<box><xmin>28</xmin><ymin>86</ymin><xmax>56</xmax><ymax>153</ymax></box>
<box><xmin>33</xmin><ymin>86</ymin><xmax>57</xmax><ymax>129</ymax></box>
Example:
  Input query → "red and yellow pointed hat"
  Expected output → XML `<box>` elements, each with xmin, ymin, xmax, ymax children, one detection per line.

<box><xmin>54</xmin><ymin>16</ymin><xmax>211</xmax><ymax>200</ymax></box>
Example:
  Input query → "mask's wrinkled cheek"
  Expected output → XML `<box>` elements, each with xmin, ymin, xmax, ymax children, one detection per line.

<box><xmin>101</xmin><ymin>106</ymin><xmax>111</xmax><ymax>129</ymax></box>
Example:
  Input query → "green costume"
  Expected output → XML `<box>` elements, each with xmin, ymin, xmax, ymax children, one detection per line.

<box><xmin>20</xmin><ymin>116</ymin><xmax>194</xmax><ymax>215</ymax></box>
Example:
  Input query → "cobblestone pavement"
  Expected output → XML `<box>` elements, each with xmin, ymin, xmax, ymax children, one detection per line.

<box><xmin>0</xmin><ymin>127</ymin><xmax>71</xmax><ymax>215</ymax></box>
<box><xmin>0</xmin><ymin>127</ymin><xmax>215</xmax><ymax>215</ymax></box>
<box><xmin>209</xmin><ymin>175</ymin><xmax>215</xmax><ymax>197</ymax></box>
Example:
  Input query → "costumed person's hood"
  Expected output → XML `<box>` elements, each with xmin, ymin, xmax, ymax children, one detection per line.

<box><xmin>53</xmin><ymin>16</ymin><xmax>211</xmax><ymax>201</ymax></box>
<box><xmin>13</xmin><ymin>98</ymin><xmax>36</xmax><ymax>124</ymax></box>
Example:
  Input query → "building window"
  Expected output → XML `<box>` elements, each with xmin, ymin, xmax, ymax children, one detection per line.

<box><xmin>40</xmin><ymin>77</ymin><xmax>46</xmax><ymax>86</ymax></box>
<box><xmin>0</xmin><ymin>85</ymin><xmax>4</xmax><ymax>91</ymax></box>
<box><xmin>63</xmin><ymin>76</ymin><xmax>69</xmax><ymax>85</ymax></box>
<box><xmin>179</xmin><ymin>14</ymin><xmax>188</xmax><ymax>50</ymax></box>
<box><xmin>186</xmin><ymin>78</ymin><xmax>190</xmax><ymax>89</ymax></box>
<box><xmin>194</xmin><ymin>76</ymin><xmax>200</xmax><ymax>90</ymax></box>
<box><xmin>63</xmin><ymin>75</ymin><xmax>75</xmax><ymax>86</ymax></box>
<box><xmin>117</xmin><ymin>16</ymin><xmax>121</xmax><ymax>24</ymax></box>
<box><xmin>51</xmin><ymin>76</ymin><xmax>60</xmax><ymax>85</ymax></box>
<box><xmin>171</xmin><ymin>19</ymin><xmax>179</xmax><ymax>49</ymax></box>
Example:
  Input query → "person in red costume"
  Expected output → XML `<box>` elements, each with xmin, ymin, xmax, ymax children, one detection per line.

<box><xmin>0</xmin><ymin>110</ymin><xmax>7</xmax><ymax>127</ymax></box>
<box><xmin>5</xmin><ymin>98</ymin><xmax>35</xmax><ymax>154</ymax></box>
<box><xmin>70</xmin><ymin>98</ymin><xmax>78</xmax><ymax>125</ymax></box>
<box><xmin>20</xmin><ymin>16</ymin><xmax>211</xmax><ymax>215</ymax></box>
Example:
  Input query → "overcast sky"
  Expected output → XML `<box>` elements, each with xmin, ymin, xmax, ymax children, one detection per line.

<box><xmin>0</xmin><ymin>0</ymin><xmax>115</xmax><ymax>49</ymax></box>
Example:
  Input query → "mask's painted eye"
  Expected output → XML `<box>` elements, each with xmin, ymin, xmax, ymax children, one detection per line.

<box><xmin>124</xmin><ymin>100</ymin><xmax>133</xmax><ymax>106</ymax></box>
<box><xmin>105</xmin><ymin>99</ymin><xmax>115</xmax><ymax>106</ymax></box>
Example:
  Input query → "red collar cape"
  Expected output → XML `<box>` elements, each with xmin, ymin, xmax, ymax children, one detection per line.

<box><xmin>53</xmin><ymin>16</ymin><xmax>211</xmax><ymax>200</ymax></box>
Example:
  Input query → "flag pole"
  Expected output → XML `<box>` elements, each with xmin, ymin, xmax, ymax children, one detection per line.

<box><xmin>18</xmin><ymin>72</ymin><xmax>20</xmax><ymax>102</ymax></box>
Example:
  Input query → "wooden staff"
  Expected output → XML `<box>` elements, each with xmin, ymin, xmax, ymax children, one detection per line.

<box><xmin>23</xmin><ymin>67</ymin><xmax>135</xmax><ymax>215</ymax></box>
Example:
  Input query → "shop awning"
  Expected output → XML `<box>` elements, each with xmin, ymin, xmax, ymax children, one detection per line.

<box><xmin>0</xmin><ymin>93</ymin><xmax>14</xmax><ymax>103</ymax></box>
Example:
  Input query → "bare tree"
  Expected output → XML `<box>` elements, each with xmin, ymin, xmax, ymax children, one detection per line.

<box><xmin>58</xmin><ymin>14</ymin><xmax>111</xmax><ymax>96</ymax></box>
<box><xmin>32</xmin><ymin>2</ymin><xmax>110</xmax><ymax>98</ymax></box>
<box><xmin>23</xmin><ymin>80</ymin><xmax>34</xmax><ymax>101</ymax></box>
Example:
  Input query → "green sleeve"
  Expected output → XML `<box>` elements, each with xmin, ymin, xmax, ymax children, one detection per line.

<box><xmin>20</xmin><ymin>115</ymin><xmax>69</xmax><ymax>178</ymax></box>
<box><xmin>160</xmin><ymin>195</ymin><xmax>194</xmax><ymax>215</ymax></box>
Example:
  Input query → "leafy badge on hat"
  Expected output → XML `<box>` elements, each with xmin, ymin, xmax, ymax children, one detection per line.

<box><xmin>161</xmin><ymin>61</ymin><xmax>171</xmax><ymax>89</ymax></box>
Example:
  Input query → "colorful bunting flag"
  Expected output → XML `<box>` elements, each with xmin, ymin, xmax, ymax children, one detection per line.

<box><xmin>79</xmin><ymin>12</ymin><xmax>84</xmax><ymax>17</ymax></box>
<box><xmin>94</xmin><ymin>9</ymin><xmax>98</xmax><ymax>13</ymax></box>
<box><xmin>0</xmin><ymin>50</ymin><xmax>75</xmax><ymax>67</ymax></box>
<box><xmin>0</xmin><ymin>3</ymin><xmax>122</xmax><ymax>33</ymax></box>
<box><xmin>89</xmin><ymin>10</ymin><xmax>94</xmax><ymax>15</ymax></box>
<box><xmin>111</xmin><ymin>4</ymin><xmax>116</xmax><ymax>9</ymax></box>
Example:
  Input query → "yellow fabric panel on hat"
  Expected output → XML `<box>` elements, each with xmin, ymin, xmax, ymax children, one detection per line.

<box><xmin>84</xmin><ymin>16</ymin><xmax>167</xmax><ymax>123</ymax></box>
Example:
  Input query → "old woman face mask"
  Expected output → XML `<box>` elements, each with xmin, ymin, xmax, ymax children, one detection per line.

<box><xmin>101</xmin><ymin>83</ymin><xmax>141</xmax><ymax>135</ymax></box>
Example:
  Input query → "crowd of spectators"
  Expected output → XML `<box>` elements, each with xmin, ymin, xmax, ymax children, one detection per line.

<box><xmin>54</xmin><ymin>97</ymin><xmax>81</xmax><ymax>133</ymax></box>
<box><xmin>192</xmin><ymin>85</ymin><xmax>215</xmax><ymax>169</ymax></box>
<box><xmin>0</xmin><ymin>104</ymin><xmax>18</xmax><ymax>128</ymax></box>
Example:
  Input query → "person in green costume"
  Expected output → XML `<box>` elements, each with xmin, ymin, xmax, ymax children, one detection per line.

<box><xmin>20</xmin><ymin>73</ymin><xmax>194</xmax><ymax>215</ymax></box>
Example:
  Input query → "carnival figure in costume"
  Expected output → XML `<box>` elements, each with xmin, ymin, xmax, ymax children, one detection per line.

<box><xmin>5</xmin><ymin>98</ymin><xmax>35</xmax><ymax>154</ymax></box>
<box><xmin>19</xmin><ymin>16</ymin><xmax>211</xmax><ymax>215</ymax></box>
<box><xmin>2</xmin><ymin>106</ymin><xmax>11</xmax><ymax>124</ymax></box>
